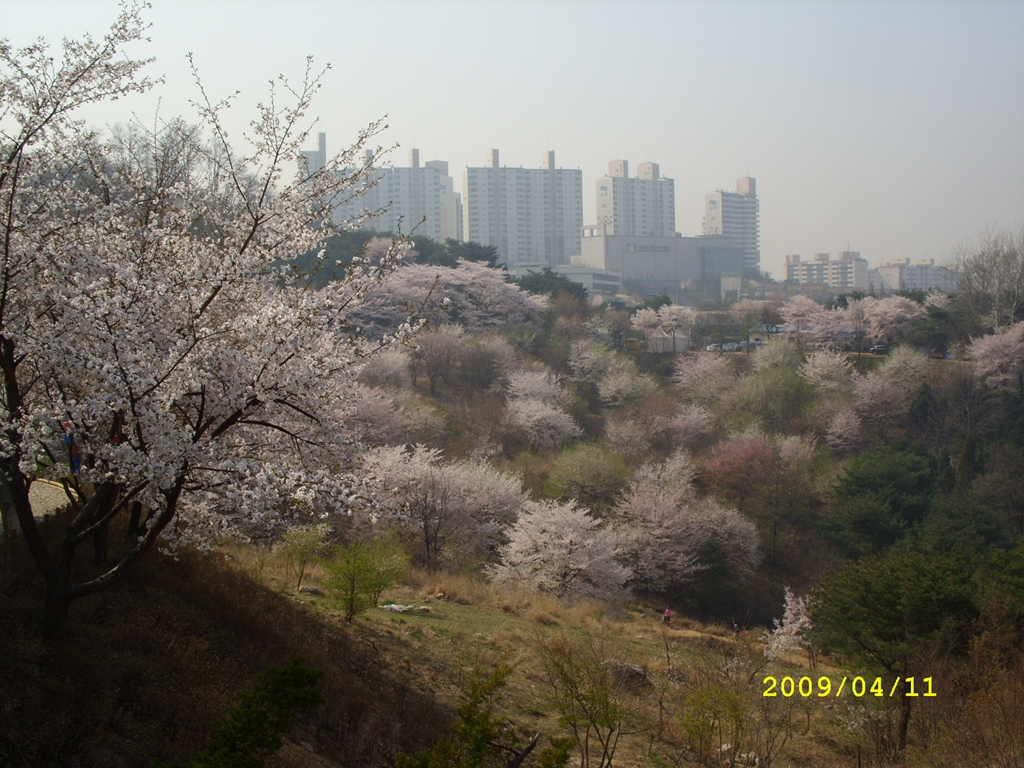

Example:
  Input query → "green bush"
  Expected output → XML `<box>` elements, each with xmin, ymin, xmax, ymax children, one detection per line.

<box><xmin>396</xmin><ymin>661</ymin><xmax>572</xmax><ymax>768</ymax></box>
<box><xmin>543</xmin><ymin>444</ymin><xmax>629</xmax><ymax>514</ymax></box>
<box><xmin>325</xmin><ymin>533</ymin><xmax>409</xmax><ymax>621</ymax></box>
<box><xmin>155</xmin><ymin>658</ymin><xmax>323</xmax><ymax>768</ymax></box>
<box><xmin>280</xmin><ymin>523</ymin><xmax>330</xmax><ymax>589</ymax></box>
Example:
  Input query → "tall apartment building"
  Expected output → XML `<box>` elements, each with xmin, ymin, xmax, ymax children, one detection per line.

<box><xmin>424</xmin><ymin>160</ymin><xmax>463</xmax><ymax>242</ymax></box>
<box><xmin>874</xmin><ymin>258</ymin><xmax>959</xmax><ymax>293</ymax></box>
<box><xmin>785</xmin><ymin>251</ymin><xmax>869</xmax><ymax>290</ymax></box>
<box><xmin>299</xmin><ymin>132</ymin><xmax>327</xmax><ymax>177</ymax></box>
<box><xmin>300</xmin><ymin>138</ymin><xmax>461</xmax><ymax>242</ymax></box>
<box><xmin>595</xmin><ymin>160</ymin><xmax>675</xmax><ymax>237</ymax></box>
<box><xmin>463</xmin><ymin>149</ymin><xmax>583</xmax><ymax>274</ymax></box>
<box><xmin>704</xmin><ymin>177</ymin><xmax>760</xmax><ymax>278</ymax></box>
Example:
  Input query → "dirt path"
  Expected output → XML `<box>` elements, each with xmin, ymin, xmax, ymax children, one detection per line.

<box><xmin>30</xmin><ymin>479</ymin><xmax>72</xmax><ymax>517</ymax></box>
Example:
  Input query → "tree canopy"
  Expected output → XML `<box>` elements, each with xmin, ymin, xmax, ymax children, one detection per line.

<box><xmin>0</xmin><ymin>6</ymin><xmax>411</xmax><ymax>634</ymax></box>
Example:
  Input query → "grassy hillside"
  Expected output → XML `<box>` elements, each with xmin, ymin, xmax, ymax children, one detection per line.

<box><xmin>0</xmin><ymin>514</ymin><xmax>448</xmax><ymax>768</ymax></box>
<box><xmin>4</xmin><ymin>518</ymin><xmax>968</xmax><ymax>768</ymax></box>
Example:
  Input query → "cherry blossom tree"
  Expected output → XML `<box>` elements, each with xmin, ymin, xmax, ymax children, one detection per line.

<box><xmin>348</xmin><ymin>259</ymin><xmax>547</xmax><ymax>340</ymax></box>
<box><xmin>356</xmin><ymin>348</ymin><xmax>412</xmax><ymax>389</ymax></box>
<box><xmin>878</xmin><ymin>345</ymin><xmax>931</xmax><ymax>392</ymax></box>
<box><xmin>603</xmin><ymin>417</ymin><xmax>651</xmax><ymax>458</ymax></box>
<box><xmin>863</xmin><ymin>295</ymin><xmax>924</xmax><ymax>344</ymax></box>
<box><xmin>457</xmin><ymin>334</ymin><xmax>518</xmax><ymax>389</ymax></box>
<box><xmin>613</xmin><ymin>451</ymin><xmax>758</xmax><ymax>592</ymax></box>
<box><xmin>568</xmin><ymin>338</ymin><xmax>615</xmax><ymax>386</ymax></box>
<box><xmin>852</xmin><ymin>346</ymin><xmax>930</xmax><ymax>436</ymax></box>
<box><xmin>410</xmin><ymin>323</ymin><xmax>465</xmax><ymax>395</ymax></box>
<box><xmin>673</xmin><ymin>351</ymin><xmax>735</xmax><ymax>404</ymax></box>
<box><xmin>597</xmin><ymin>359</ymin><xmax>657</xmax><ymax>408</ymax></box>
<box><xmin>845</xmin><ymin>298</ymin><xmax>870</xmax><ymax>353</ymax></box>
<box><xmin>504</xmin><ymin>398</ymin><xmax>582</xmax><ymax>451</ymax></box>
<box><xmin>825</xmin><ymin>409</ymin><xmax>863</xmax><ymax>454</ymax></box>
<box><xmin>363</xmin><ymin>445</ymin><xmax>525</xmax><ymax>570</ymax></box>
<box><xmin>780</xmin><ymin>295</ymin><xmax>825</xmax><ymax>336</ymax></box>
<box><xmin>631</xmin><ymin>307</ymin><xmax>661</xmax><ymax>349</ymax></box>
<box><xmin>799</xmin><ymin>349</ymin><xmax>854</xmax><ymax>394</ymax></box>
<box><xmin>489</xmin><ymin>499</ymin><xmax>630</xmax><ymax>601</ymax></box>
<box><xmin>813</xmin><ymin>305</ymin><xmax>853</xmax><ymax>348</ymax></box>
<box><xmin>605</xmin><ymin>402</ymin><xmax>711</xmax><ymax>458</ymax></box>
<box><xmin>502</xmin><ymin>369</ymin><xmax>581</xmax><ymax>451</ymax></box>
<box><xmin>334</xmin><ymin>385</ymin><xmax>409</xmax><ymax>446</ymax></box>
<box><xmin>751</xmin><ymin>338</ymin><xmax>802</xmax><ymax>372</ymax></box>
<box><xmin>967</xmin><ymin>323</ymin><xmax>1024</xmax><ymax>391</ymax></box>
<box><xmin>1</xmin><ymin>8</ymin><xmax>414</xmax><ymax>633</ymax></box>
<box><xmin>664</xmin><ymin>403</ymin><xmax>713</xmax><ymax>449</ymax></box>
<box><xmin>504</xmin><ymin>369</ymin><xmax>571</xmax><ymax>407</ymax></box>
<box><xmin>925</xmin><ymin>290</ymin><xmax>952</xmax><ymax>311</ymax></box>
<box><xmin>763</xmin><ymin>587</ymin><xmax>812</xmax><ymax>661</ymax></box>
<box><xmin>852</xmin><ymin>372</ymin><xmax>904</xmax><ymax>437</ymax></box>
<box><xmin>657</xmin><ymin>304</ymin><xmax>697</xmax><ymax>352</ymax></box>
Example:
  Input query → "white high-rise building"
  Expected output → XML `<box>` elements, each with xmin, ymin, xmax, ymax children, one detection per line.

<box><xmin>299</xmin><ymin>132</ymin><xmax>327</xmax><ymax>177</ymax></box>
<box><xmin>300</xmin><ymin>139</ymin><xmax>460</xmax><ymax>242</ymax></box>
<box><xmin>704</xmin><ymin>177</ymin><xmax>760</xmax><ymax>278</ymax></box>
<box><xmin>340</xmin><ymin>149</ymin><xmax>444</xmax><ymax>241</ymax></box>
<box><xmin>595</xmin><ymin>160</ymin><xmax>675</xmax><ymax>237</ymax></box>
<box><xmin>423</xmin><ymin>160</ymin><xmax>462</xmax><ymax>243</ymax></box>
<box><xmin>463</xmin><ymin>149</ymin><xmax>583</xmax><ymax>274</ymax></box>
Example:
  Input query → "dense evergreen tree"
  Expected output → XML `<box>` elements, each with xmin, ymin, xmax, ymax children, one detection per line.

<box><xmin>822</xmin><ymin>445</ymin><xmax>935</xmax><ymax>557</ymax></box>
<box><xmin>514</xmin><ymin>268</ymin><xmax>588</xmax><ymax>301</ymax></box>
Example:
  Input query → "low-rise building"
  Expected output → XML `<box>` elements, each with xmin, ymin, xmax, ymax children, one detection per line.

<box><xmin>573</xmin><ymin>223</ymin><xmax>742</xmax><ymax>299</ymax></box>
<box><xmin>552</xmin><ymin>264</ymin><xmax>622</xmax><ymax>297</ymax></box>
<box><xmin>785</xmin><ymin>251</ymin><xmax>869</xmax><ymax>290</ymax></box>
<box><xmin>874</xmin><ymin>258</ymin><xmax>958</xmax><ymax>293</ymax></box>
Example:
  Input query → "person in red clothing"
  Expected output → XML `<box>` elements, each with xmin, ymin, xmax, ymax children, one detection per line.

<box><xmin>663</xmin><ymin>607</ymin><xmax>672</xmax><ymax>625</ymax></box>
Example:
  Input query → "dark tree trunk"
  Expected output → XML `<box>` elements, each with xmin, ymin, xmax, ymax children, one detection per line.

<box><xmin>91</xmin><ymin>521</ymin><xmax>108</xmax><ymax>566</ymax></box>
<box><xmin>1</xmin><ymin>503</ymin><xmax>18</xmax><ymax>536</ymax></box>
<box><xmin>897</xmin><ymin>689</ymin><xmax>911</xmax><ymax>755</ymax></box>
<box><xmin>125</xmin><ymin>500</ymin><xmax>142</xmax><ymax>542</ymax></box>
<box><xmin>90</xmin><ymin>491</ymin><xmax>118</xmax><ymax>565</ymax></box>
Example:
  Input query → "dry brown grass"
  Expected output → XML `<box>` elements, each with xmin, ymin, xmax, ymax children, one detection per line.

<box><xmin>0</xmin><ymin>524</ymin><xmax>448</xmax><ymax>768</ymax></box>
<box><xmin>1</xmin><ymin>529</ymin><xmax>929</xmax><ymax>768</ymax></box>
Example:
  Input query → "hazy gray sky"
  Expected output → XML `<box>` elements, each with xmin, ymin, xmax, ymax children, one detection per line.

<box><xmin>4</xmin><ymin>0</ymin><xmax>1023</xmax><ymax>278</ymax></box>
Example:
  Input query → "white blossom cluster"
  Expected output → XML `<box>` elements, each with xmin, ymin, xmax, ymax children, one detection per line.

<box><xmin>764</xmin><ymin>587</ymin><xmax>813</xmax><ymax>661</ymax></box>
<box><xmin>502</xmin><ymin>369</ymin><xmax>581</xmax><ymax>451</ymax></box>
<box><xmin>489</xmin><ymin>499</ymin><xmax>630</xmax><ymax>601</ymax></box>
<box><xmin>361</xmin><ymin>444</ymin><xmax>526</xmax><ymax>569</ymax></box>
<box><xmin>614</xmin><ymin>451</ymin><xmax>759</xmax><ymax>592</ymax></box>
<box><xmin>1</xmin><ymin>11</ymin><xmax>417</xmax><ymax>580</ymax></box>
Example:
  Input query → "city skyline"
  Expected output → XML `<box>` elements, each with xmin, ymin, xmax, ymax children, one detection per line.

<box><xmin>3</xmin><ymin>0</ymin><xmax>1022</xmax><ymax>280</ymax></box>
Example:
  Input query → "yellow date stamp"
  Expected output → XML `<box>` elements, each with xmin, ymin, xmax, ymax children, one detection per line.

<box><xmin>762</xmin><ymin>675</ymin><xmax>938</xmax><ymax>698</ymax></box>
